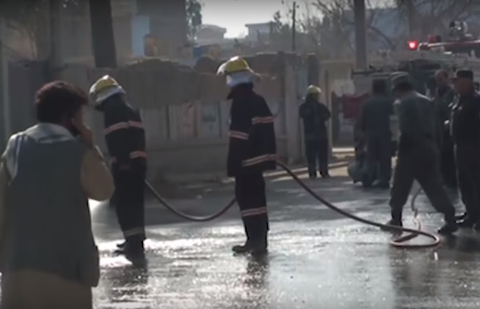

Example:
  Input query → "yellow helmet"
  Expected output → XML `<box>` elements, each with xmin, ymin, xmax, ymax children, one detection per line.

<box><xmin>217</xmin><ymin>56</ymin><xmax>252</xmax><ymax>75</ymax></box>
<box><xmin>89</xmin><ymin>75</ymin><xmax>125</xmax><ymax>104</ymax></box>
<box><xmin>306</xmin><ymin>85</ymin><xmax>322</xmax><ymax>95</ymax></box>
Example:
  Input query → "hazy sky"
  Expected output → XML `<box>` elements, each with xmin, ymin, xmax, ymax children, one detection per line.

<box><xmin>201</xmin><ymin>0</ymin><xmax>286</xmax><ymax>37</ymax></box>
<box><xmin>201</xmin><ymin>0</ymin><xmax>393</xmax><ymax>38</ymax></box>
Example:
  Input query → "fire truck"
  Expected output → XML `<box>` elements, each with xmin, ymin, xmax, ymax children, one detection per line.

<box><xmin>410</xmin><ymin>21</ymin><xmax>480</xmax><ymax>58</ymax></box>
<box><xmin>335</xmin><ymin>21</ymin><xmax>480</xmax><ymax>147</ymax></box>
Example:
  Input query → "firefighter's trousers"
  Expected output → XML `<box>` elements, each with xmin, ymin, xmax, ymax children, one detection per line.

<box><xmin>112</xmin><ymin>169</ymin><xmax>146</xmax><ymax>242</ymax></box>
<box><xmin>235</xmin><ymin>169</ymin><xmax>269</xmax><ymax>244</ymax></box>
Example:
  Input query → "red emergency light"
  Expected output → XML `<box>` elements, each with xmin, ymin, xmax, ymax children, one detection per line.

<box><xmin>407</xmin><ymin>40</ymin><xmax>418</xmax><ymax>50</ymax></box>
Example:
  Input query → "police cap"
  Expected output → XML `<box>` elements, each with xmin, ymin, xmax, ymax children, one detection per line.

<box><xmin>454</xmin><ymin>70</ymin><xmax>474</xmax><ymax>80</ymax></box>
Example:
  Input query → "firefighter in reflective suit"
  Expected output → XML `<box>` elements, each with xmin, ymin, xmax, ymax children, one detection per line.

<box><xmin>217</xmin><ymin>57</ymin><xmax>277</xmax><ymax>254</ymax></box>
<box><xmin>89</xmin><ymin>76</ymin><xmax>147</xmax><ymax>257</ymax></box>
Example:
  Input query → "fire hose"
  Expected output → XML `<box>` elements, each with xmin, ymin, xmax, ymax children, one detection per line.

<box><xmin>145</xmin><ymin>161</ymin><xmax>440</xmax><ymax>249</ymax></box>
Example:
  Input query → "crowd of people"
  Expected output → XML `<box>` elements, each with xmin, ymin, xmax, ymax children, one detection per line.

<box><xmin>0</xmin><ymin>56</ymin><xmax>279</xmax><ymax>308</ymax></box>
<box><xmin>1</xmin><ymin>53</ymin><xmax>479</xmax><ymax>308</ymax></box>
<box><xmin>353</xmin><ymin>69</ymin><xmax>480</xmax><ymax>234</ymax></box>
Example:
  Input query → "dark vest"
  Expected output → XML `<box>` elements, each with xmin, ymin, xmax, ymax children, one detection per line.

<box><xmin>0</xmin><ymin>135</ymin><xmax>100</xmax><ymax>287</ymax></box>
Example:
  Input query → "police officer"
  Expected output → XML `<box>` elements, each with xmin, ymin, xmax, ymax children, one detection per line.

<box><xmin>299</xmin><ymin>85</ymin><xmax>331</xmax><ymax>179</ymax></box>
<box><xmin>450</xmin><ymin>70</ymin><xmax>480</xmax><ymax>229</ymax></box>
<box><xmin>359</xmin><ymin>79</ymin><xmax>394</xmax><ymax>189</ymax></box>
<box><xmin>385</xmin><ymin>73</ymin><xmax>457</xmax><ymax>235</ymax></box>
<box><xmin>89</xmin><ymin>76</ymin><xmax>147</xmax><ymax>257</ymax></box>
<box><xmin>217</xmin><ymin>56</ymin><xmax>277</xmax><ymax>254</ymax></box>
<box><xmin>434</xmin><ymin>70</ymin><xmax>457</xmax><ymax>189</ymax></box>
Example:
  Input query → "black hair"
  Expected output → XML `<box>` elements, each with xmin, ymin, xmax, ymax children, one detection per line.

<box><xmin>35</xmin><ymin>81</ymin><xmax>88</xmax><ymax>124</ymax></box>
<box><xmin>394</xmin><ymin>81</ymin><xmax>414</xmax><ymax>92</ymax></box>
<box><xmin>372</xmin><ymin>79</ymin><xmax>387</xmax><ymax>94</ymax></box>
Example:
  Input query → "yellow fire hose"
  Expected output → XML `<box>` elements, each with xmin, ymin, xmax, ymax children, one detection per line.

<box><xmin>145</xmin><ymin>161</ymin><xmax>440</xmax><ymax>249</ymax></box>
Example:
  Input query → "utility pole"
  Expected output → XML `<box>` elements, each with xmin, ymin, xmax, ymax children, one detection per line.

<box><xmin>353</xmin><ymin>0</ymin><xmax>368</xmax><ymax>70</ymax></box>
<box><xmin>0</xmin><ymin>18</ymin><xmax>10</xmax><ymax>145</ymax></box>
<box><xmin>406</xmin><ymin>0</ymin><xmax>415</xmax><ymax>38</ymax></box>
<box><xmin>89</xmin><ymin>0</ymin><xmax>117</xmax><ymax>68</ymax></box>
<box><xmin>291</xmin><ymin>1</ymin><xmax>296</xmax><ymax>52</ymax></box>
<box><xmin>49</xmin><ymin>0</ymin><xmax>64</xmax><ymax>80</ymax></box>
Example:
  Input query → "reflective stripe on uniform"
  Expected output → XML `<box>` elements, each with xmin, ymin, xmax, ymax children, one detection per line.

<box><xmin>242</xmin><ymin>154</ymin><xmax>276</xmax><ymax>167</ymax></box>
<box><xmin>229</xmin><ymin>130</ymin><xmax>249</xmax><ymax>140</ymax></box>
<box><xmin>105</xmin><ymin>121</ymin><xmax>144</xmax><ymax>135</ymax></box>
<box><xmin>240</xmin><ymin>207</ymin><xmax>267</xmax><ymax>217</ymax></box>
<box><xmin>130</xmin><ymin>151</ymin><xmax>147</xmax><ymax>159</ymax></box>
<box><xmin>110</xmin><ymin>151</ymin><xmax>147</xmax><ymax>163</ymax></box>
<box><xmin>123</xmin><ymin>227</ymin><xmax>145</xmax><ymax>238</ymax></box>
<box><xmin>252</xmin><ymin>116</ymin><xmax>274</xmax><ymax>125</ymax></box>
<box><xmin>104</xmin><ymin>122</ymin><xmax>129</xmax><ymax>135</ymax></box>
<box><xmin>128</xmin><ymin>121</ymin><xmax>144</xmax><ymax>129</ymax></box>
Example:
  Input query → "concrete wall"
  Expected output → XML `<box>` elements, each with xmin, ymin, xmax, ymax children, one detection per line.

<box><xmin>59</xmin><ymin>55</ymin><xmax>302</xmax><ymax>181</ymax></box>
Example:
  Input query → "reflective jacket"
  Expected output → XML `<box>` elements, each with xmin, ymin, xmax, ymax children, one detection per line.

<box><xmin>102</xmin><ymin>94</ymin><xmax>147</xmax><ymax>172</ymax></box>
<box><xmin>227</xmin><ymin>83</ymin><xmax>277</xmax><ymax>177</ymax></box>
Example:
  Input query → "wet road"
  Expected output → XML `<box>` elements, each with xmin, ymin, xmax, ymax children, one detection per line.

<box><xmin>91</xmin><ymin>166</ymin><xmax>480</xmax><ymax>309</ymax></box>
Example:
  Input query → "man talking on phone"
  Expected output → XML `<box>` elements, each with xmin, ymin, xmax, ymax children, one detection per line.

<box><xmin>89</xmin><ymin>75</ymin><xmax>147</xmax><ymax>258</ymax></box>
<box><xmin>0</xmin><ymin>81</ymin><xmax>114</xmax><ymax>308</ymax></box>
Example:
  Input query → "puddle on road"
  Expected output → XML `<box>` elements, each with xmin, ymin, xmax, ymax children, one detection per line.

<box><xmin>93</xmin><ymin>219</ymin><xmax>480</xmax><ymax>309</ymax></box>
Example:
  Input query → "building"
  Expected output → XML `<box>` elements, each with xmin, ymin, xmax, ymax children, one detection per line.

<box><xmin>133</xmin><ymin>0</ymin><xmax>188</xmax><ymax>58</ymax></box>
<box><xmin>196</xmin><ymin>24</ymin><xmax>227</xmax><ymax>45</ymax></box>
<box><xmin>245</xmin><ymin>22</ymin><xmax>273</xmax><ymax>42</ymax></box>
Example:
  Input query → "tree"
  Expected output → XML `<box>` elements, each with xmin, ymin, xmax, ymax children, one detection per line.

<box><xmin>88</xmin><ymin>0</ymin><xmax>117</xmax><ymax>68</ymax></box>
<box><xmin>186</xmin><ymin>0</ymin><xmax>202</xmax><ymax>41</ymax></box>
<box><xmin>312</xmin><ymin>0</ymin><xmax>398</xmax><ymax>54</ymax></box>
<box><xmin>394</xmin><ymin>0</ymin><xmax>480</xmax><ymax>40</ymax></box>
<box><xmin>0</xmin><ymin>0</ymin><xmax>84</xmax><ymax>59</ymax></box>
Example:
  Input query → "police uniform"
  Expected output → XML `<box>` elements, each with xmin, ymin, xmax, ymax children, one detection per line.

<box><xmin>435</xmin><ymin>84</ymin><xmax>457</xmax><ymax>188</ymax></box>
<box><xmin>299</xmin><ymin>85</ymin><xmax>331</xmax><ymax>179</ymax></box>
<box><xmin>218</xmin><ymin>57</ymin><xmax>277</xmax><ymax>254</ymax></box>
<box><xmin>387</xmin><ymin>73</ymin><xmax>457</xmax><ymax>234</ymax></box>
<box><xmin>90</xmin><ymin>76</ymin><xmax>147</xmax><ymax>257</ymax></box>
<box><xmin>359</xmin><ymin>83</ymin><xmax>394</xmax><ymax>188</ymax></box>
<box><xmin>450</xmin><ymin>70</ymin><xmax>480</xmax><ymax>228</ymax></box>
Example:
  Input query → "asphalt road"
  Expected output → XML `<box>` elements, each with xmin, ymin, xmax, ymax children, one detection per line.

<box><xmin>91</xmin><ymin>164</ymin><xmax>480</xmax><ymax>309</ymax></box>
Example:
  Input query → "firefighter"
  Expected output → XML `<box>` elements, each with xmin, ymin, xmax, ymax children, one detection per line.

<box><xmin>385</xmin><ymin>73</ymin><xmax>457</xmax><ymax>235</ymax></box>
<box><xmin>217</xmin><ymin>56</ymin><xmax>277</xmax><ymax>254</ymax></box>
<box><xmin>89</xmin><ymin>75</ymin><xmax>147</xmax><ymax>257</ymax></box>
<box><xmin>449</xmin><ymin>70</ymin><xmax>480</xmax><ymax>229</ymax></box>
<box><xmin>434</xmin><ymin>69</ymin><xmax>457</xmax><ymax>189</ymax></box>
<box><xmin>299</xmin><ymin>85</ymin><xmax>331</xmax><ymax>179</ymax></box>
<box><xmin>358</xmin><ymin>79</ymin><xmax>394</xmax><ymax>189</ymax></box>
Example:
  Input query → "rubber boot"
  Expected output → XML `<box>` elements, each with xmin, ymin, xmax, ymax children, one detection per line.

<box><xmin>251</xmin><ymin>231</ymin><xmax>268</xmax><ymax>255</ymax></box>
<box><xmin>232</xmin><ymin>241</ymin><xmax>253</xmax><ymax>254</ymax></box>
<box><xmin>115</xmin><ymin>237</ymin><xmax>145</xmax><ymax>258</ymax></box>
<box><xmin>233</xmin><ymin>233</ymin><xmax>268</xmax><ymax>255</ymax></box>
<box><xmin>233</xmin><ymin>222</ymin><xmax>252</xmax><ymax>253</ymax></box>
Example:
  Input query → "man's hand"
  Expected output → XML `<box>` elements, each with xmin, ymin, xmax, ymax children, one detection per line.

<box><xmin>72</xmin><ymin>118</ymin><xmax>94</xmax><ymax>148</ymax></box>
